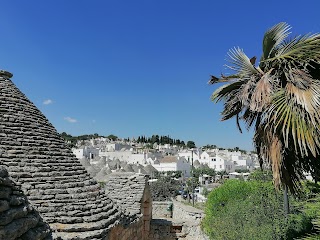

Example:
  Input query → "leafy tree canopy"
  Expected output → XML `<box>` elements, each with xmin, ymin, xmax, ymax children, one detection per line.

<box><xmin>150</xmin><ymin>176</ymin><xmax>180</xmax><ymax>201</ymax></box>
<box><xmin>106</xmin><ymin>134</ymin><xmax>118</xmax><ymax>141</ymax></box>
<box><xmin>186</xmin><ymin>141</ymin><xmax>196</xmax><ymax>149</ymax></box>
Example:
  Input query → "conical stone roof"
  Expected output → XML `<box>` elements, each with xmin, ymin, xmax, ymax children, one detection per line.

<box><xmin>143</xmin><ymin>164</ymin><xmax>158</xmax><ymax>175</ymax></box>
<box><xmin>119</xmin><ymin>161</ymin><xmax>127</xmax><ymax>168</ymax></box>
<box><xmin>123</xmin><ymin>164</ymin><xmax>134</xmax><ymax>172</ymax></box>
<box><xmin>94</xmin><ymin>167</ymin><xmax>110</xmax><ymax>182</ymax></box>
<box><xmin>79</xmin><ymin>157</ymin><xmax>91</xmax><ymax>167</ymax></box>
<box><xmin>104</xmin><ymin>172</ymin><xmax>149</xmax><ymax>217</ymax></box>
<box><xmin>0</xmin><ymin>71</ymin><xmax>121</xmax><ymax>239</ymax></box>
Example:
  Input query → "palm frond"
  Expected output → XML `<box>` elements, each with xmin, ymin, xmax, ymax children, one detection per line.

<box><xmin>285</xmin><ymin>69</ymin><xmax>320</xmax><ymax>114</ymax></box>
<box><xmin>249</xmin><ymin>69</ymin><xmax>275</xmax><ymax>112</ymax></box>
<box><xmin>264</xmin><ymin>33</ymin><xmax>320</xmax><ymax>66</ymax></box>
<box><xmin>262</xmin><ymin>22</ymin><xmax>291</xmax><ymax>60</ymax></box>
<box><xmin>225</xmin><ymin>47</ymin><xmax>260</xmax><ymax>76</ymax></box>
<box><xmin>269</xmin><ymin>135</ymin><xmax>283</xmax><ymax>189</ymax></box>
<box><xmin>221</xmin><ymin>101</ymin><xmax>242</xmax><ymax>122</ymax></box>
<box><xmin>264</xmin><ymin>89</ymin><xmax>320</xmax><ymax>158</ymax></box>
<box><xmin>208</xmin><ymin>74</ymin><xmax>239</xmax><ymax>85</ymax></box>
<box><xmin>242</xmin><ymin>108</ymin><xmax>260</xmax><ymax>130</ymax></box>
<box><xmin>211</xmin><ymin>80</ymin><xmax>245</xmax><ymax>103</ymax></box>
<box><xmin>237</xmin><ymin>75</ymin><xmax>257</xmax><ymax>106</ymax></box>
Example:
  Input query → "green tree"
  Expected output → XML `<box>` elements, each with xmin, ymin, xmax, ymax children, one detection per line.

<box><xmin>60</xmin><ymin>132</ymin><xmax>77</xmax><ymax>148</ymax></box>
<box><xmin>210</xmin><ymin>22</ymin><xmax>320</xmax><ymax>193</ymax></box>
<box><xmin>149</xmin><ymin>176</ymin><xmax>180</xmax><ymax>201</ymax></box>
<box><xmin>187</xmin><ymin>141</ymin><xmax>196</xmax><ymax>149</ymax></box>
<box><xmin>193</xmin><ymin>168</ymin><xmax>216</xmax><ymax>179</ymax></box>
<box><xmin>106</xmin><ymin>134</ymin><xmax>118</xmax><ymax>141</ymax></box>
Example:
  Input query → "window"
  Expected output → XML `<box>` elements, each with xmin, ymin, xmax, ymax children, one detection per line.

<box><xmin>220</xmin><ymin>165</ymin><xmax>222</xmax><ymax>168</ymax></box>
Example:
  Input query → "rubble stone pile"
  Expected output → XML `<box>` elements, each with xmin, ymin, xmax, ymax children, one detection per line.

<box><xmin>0</xmin><ymin>166</ymin><xmax>52</xmax><ymax>240</ymax></box>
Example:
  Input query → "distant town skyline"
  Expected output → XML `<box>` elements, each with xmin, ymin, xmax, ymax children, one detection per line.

<box><xmin>1</xmin><ymin>1</ymin><xmax>319</xmax><ymax>151</ymax></box>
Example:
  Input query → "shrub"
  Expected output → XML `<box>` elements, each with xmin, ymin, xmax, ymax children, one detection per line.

<box><xmin>202</xmin><ymin>180</ymin><xmax>313</xmax><ymax>240</ymax></box>
<box><xmin>150</xmin><ymin>176</ymin><xmax>180</xmax><ymax>201</ymax></box>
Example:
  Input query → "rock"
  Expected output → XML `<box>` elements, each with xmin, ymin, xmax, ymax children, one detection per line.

<box><xmin>0</xmin><ymin>200</ymin><xmax>9</xmax><ymax>212</ymax></box>
<box><xmin>0</xmin><ymin>167</ymin><xmax>8</xmax><ymax>178</ymax></box>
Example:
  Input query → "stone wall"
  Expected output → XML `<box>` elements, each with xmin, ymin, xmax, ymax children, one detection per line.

<box><xmin>150</xmin><ymin>200</ymin><xmax>209</xmax><ymax>240</ymax></box>
<box><xmin>152</xmin><ymin>201</ymin><xmax>172</xmax><ymax>219</ymax></box>
<box><xmin>108</xmin><ymin>217</ymin><xmax>145</xmax><ymax>240</ymax></box>
<box><xmin>0</xmin><ymin>166</ymin><xmax>52</xmax><ymax>240</ymax></box>
<box><xmin>152</xmin><ymin>200</ymin><xmax>204</xmax><ymax>222</ymax></box>
<box><xmin>172</xmin><ymin>200</ymin><xmax>204</xmax><ymax>224</ymax></box>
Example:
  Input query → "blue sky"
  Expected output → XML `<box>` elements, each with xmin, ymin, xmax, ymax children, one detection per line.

<box><xmin>1</xmin><ymin>0</ymin><xmax>320</xmax><ymax>150</ymax></box>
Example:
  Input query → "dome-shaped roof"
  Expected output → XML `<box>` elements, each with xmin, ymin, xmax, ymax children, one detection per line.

<box><xmin>120</xmin><ymin>161</ymin><xmax>127</xmax><ymax>168</ymax></box>
<box><xmin>0</xmin><ymin>72</ymin><xmax>121</xmax><ymax>239</ymax></box>
<box><xmin>143</xmin><ymin>164</ymin><xmax>158</xmax><ymax>174</ymax></box>
<box><xmin>124</xmin><ymin>164</ymin><xmax>135</xmax><ymax>172</ymax></box>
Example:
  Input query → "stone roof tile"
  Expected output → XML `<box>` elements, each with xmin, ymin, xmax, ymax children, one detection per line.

<box><xmin>104</xmin><ymin>173</ymin><xmax>149</xmax><ymax>218</ymax></box>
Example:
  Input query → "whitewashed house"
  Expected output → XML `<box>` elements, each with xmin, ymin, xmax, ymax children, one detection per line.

<box><xmin>72</xmin><ymin>146</ymin><xmax>99</xmax><ymax>159</ymax></box>
<box><xmin>231</xmin><ymin>154</ymin><xmax>254</xmax><ymax>170</ymax></box>
<box><xmin>200</xmin><ymin>151</ymin><xmax>234</xmax><ymax>173</ymax></box>
<box><xmin>152</xmin><ymin>156</ymin><xmax>191</xmax><ymax>177</ymax></box>
<box><xmin>158</xmin><ymin>144</ymin><xmax>179</xmax><ymax>155</ymax></box>
<box><xmin>178</xmin><ymin>149</ymin><xmax>201</xmax><ymax>163</ymax></box>
<box><xmin>102</xmin><ymin>143</ymin><xmax>131</xmax><ymax>152</ymax></box>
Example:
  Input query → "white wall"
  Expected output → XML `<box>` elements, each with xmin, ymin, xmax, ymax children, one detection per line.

<box><xmin>206</xmin><ymin>155</ymin><xmax>234</xmax><ymax>173</ymax></box>
<box><xmin>152</xmin><ymin>157</ymin><xmax>191</xmax><ymax>177</ymax></box>
<box><xmin>176</xmin><ymin>158</ymin><xmax>191</xmax><ymax>177</ymax></box>
<box><xmin>152</xmin><ymin>163</ymin><xmax>177</xmax><ymax>172</ymax></box>
<box><xmin>72</xmin><ymin>146</ymin><xmax>99</xmax><ymax>159</ymax></box>
<box><xmin>178</xmin><ymin>151</ymin><xmax>200</xmax><ymax>163</ymax></box>
<box><xmin>102</xmin><ymin>143</ymin><xmax>131</xmax><ymax>152</ymax></box>
<box><xmin>72</xmin><ymin>148</ymin><xmax>84</xmax><ymax>159</ymax></box>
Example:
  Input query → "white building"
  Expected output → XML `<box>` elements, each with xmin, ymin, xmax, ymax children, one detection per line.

<box><xmin>72</xmin><ymin>146</ymin><xmax>99</xmax><ymax>159</ymax></box>
<box><xmin>200</xmin><ymin>151</ymin><xmax>235</xmax><ymax>173</ymax></box>
<box><xmin>102</xmin><ymin>143</ymin><xmax>131</xmax><ymax>152</ymax></box>
<box><xmin>157</xmin><ymin>144</ymin><xmax>179</xmax><ymax>155</ymax></box>
<box><xmin>231</xmin><ymin>154</ymin><xmax>255</xmax><ymax>171</ymax></box>
<box><xmin>178</xmin><ymin>149</ymin><xmax>201</xmax><ymax>163</ymax></box>
<box><xmin>152</xmin><ymin>156</ymin><xmax>191</xmax><ymax>177</ymax></box>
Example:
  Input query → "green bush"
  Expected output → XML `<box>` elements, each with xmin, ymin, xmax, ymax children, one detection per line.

<box><xmin>150</xmin><ymin>176</ymin><xmax>180</xmax><ymax>201</ymax></box>
<box><xmin>286</xmin><ymin>213</ymin><xmax>313</xmax><ymax>239</ymax></box>
<box><xmin>202</xmin><ymin>180</ymin><xmax>313</xmax><ymax>240</ymax></box>
<box><xmin>300</xmin><ymin>181</ymin><xmax>320</xmax><ymax>200</ymax></box>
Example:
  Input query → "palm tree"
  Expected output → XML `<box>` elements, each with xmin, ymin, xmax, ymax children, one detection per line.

<box><xmin>210</xmin><ymin>22</ymin><xmax>320</xmax><ymax>194</ymax></box>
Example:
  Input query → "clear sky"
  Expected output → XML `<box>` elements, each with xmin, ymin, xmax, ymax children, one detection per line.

<box><xmin>1</xmin><ymin>0</ymin><xmax>320</xmax><ymax>151</ymax></box>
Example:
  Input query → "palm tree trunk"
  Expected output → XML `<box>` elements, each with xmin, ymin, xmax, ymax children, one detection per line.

<box><xmin>283</xmin><ymin>185</ymin><xmax>290</xmax><ymax>216</ymax></box>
